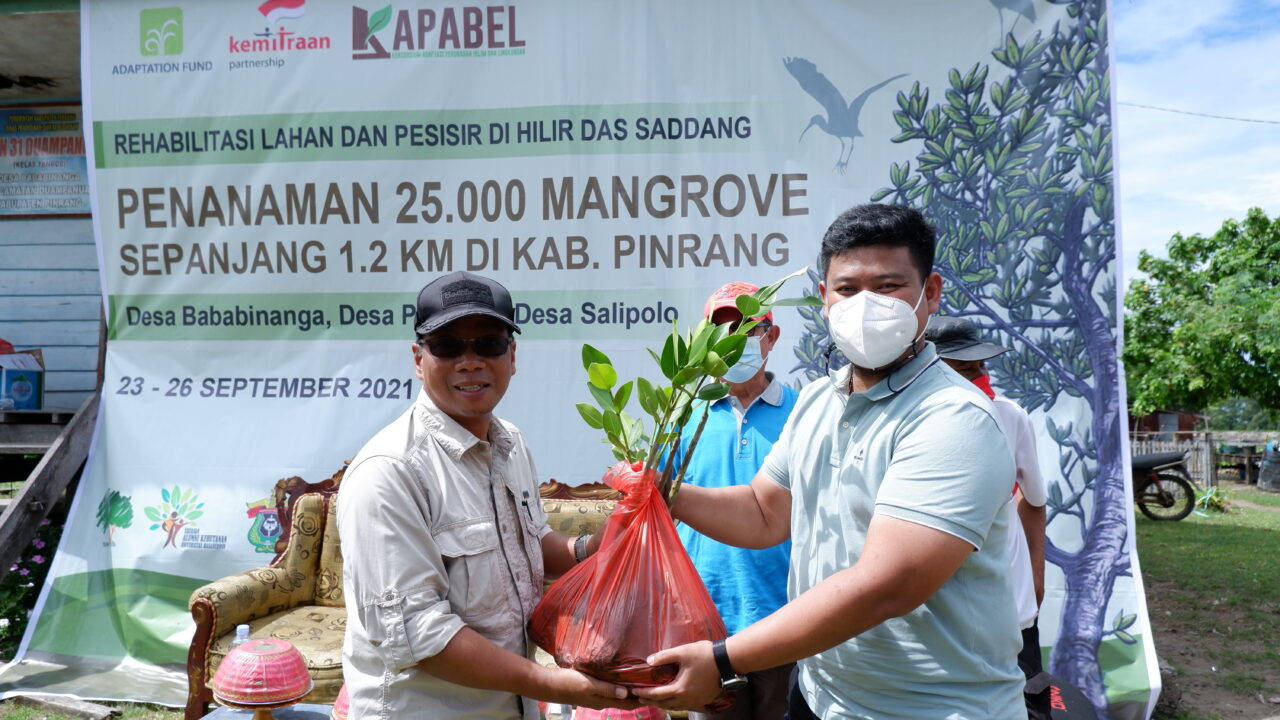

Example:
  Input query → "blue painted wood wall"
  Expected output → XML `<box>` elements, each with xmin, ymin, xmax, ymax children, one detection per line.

<box><xmin>0</xmin><ymin>217</ymin><xmax>100</xmax><ymax>410</ymax></box>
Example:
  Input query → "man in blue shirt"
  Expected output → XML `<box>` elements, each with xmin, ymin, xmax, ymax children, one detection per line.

<box><xmin>635</xmin><ymin>204</ymin><xmax>1022</xmax><ymax>719</ymax></box>
<box><xmin>668</xmin><ymin>281</ymin><xmax>799</xmax><ymax>720</ymax></box>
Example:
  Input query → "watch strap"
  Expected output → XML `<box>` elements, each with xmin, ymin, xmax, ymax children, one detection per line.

<box><xmin>711</xmin><ymin>638</ymin><xmax>737</xmax><ymax>681</ymax></box>
<box><xmin>573</xmin><ymin>533</ymin><xmax>590</xmax><ymax>563</ymax></box>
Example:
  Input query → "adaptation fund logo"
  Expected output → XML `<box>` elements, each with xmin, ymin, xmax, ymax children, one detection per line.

<box><xmin>140</xmin><ymin>8</ymin><xmax>183</xmax><ymax>56</ymax></box>
<box><xmin>352</xmin><ymin>4</ymin><xmax>526</xmax><ymax>60</ymax></box>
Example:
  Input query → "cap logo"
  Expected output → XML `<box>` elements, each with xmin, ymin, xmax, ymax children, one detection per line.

<box><xmin>441</xmin><ymin>279</ymin><xmax>493</xmax><ymax>308</ymax></box>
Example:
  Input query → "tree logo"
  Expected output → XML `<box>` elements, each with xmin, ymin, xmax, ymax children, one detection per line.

<box><xmin>143</xmin><ymin>486</ymin><xmax>204</xmax><ymax>549</ymax></box>
<box><xmin>96</xmin><ymin>489</ymin><xmax>133</xmax><ymax>546</ymax></box>
<box><xmin>140</xmin><ymin>8</ymin><xmax>183</xmax><ymax>57</ymax></box>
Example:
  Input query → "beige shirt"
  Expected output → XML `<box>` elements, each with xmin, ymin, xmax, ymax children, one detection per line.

<box><xmin>338</xmin><ymin>390</ymin><xmax>550</xmax><ymax>720</ymax></box>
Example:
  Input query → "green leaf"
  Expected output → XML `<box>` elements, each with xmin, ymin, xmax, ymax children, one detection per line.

<box><xmin>673</xmin><ymin>367</ymin><xmax>700</xmax><ymax>387</ymax></box>
<box><xmin>187</xmin><ymin>511</ymin><xmax>203</xmax><ymax>521</ymax></box>
<box><xmin>602</xmin><ymin>409</ymin><xmax>623</xmax><ymax>437</ymax></box>
<box><xmin>367</xmin><ymin>5</ymin><xmax>392</xmax><ymax>38</ymax></box>
<box><xmin>698</xmin><ymin>383</ymin><xmax>730</xmax><ymax>401</ymax></box>
<box><xmin>588</xmin><ymin>383</ymin><xmax>615</xmax><ymax>411</ymax></box>
<box><xmin>713</xmin><ymin>334</ymin><xmax>748</xmax><ymax>363</ymax></box>
<box><xmin>771</xmin><ymin>296</ymin><xmax>824</xmax><ymax>307</ymax></box>
<box><xmin>687</xmin><ymin>321</ymin><xmax>715</xmax><ymax>368</ymax></box>
<box><xmin>735</xmin><ymin>295</ymin><xmax>762</xmax><ymax>319</ymax></box>
<box><xmin>660</xmin><ymin>334</ymin><xmax>678</xmax><ymax>380</ymax></box>
<box><xmin>613</xmin><ymin>381</ymin><xmax>633</xmax><ymax>410</ymax></box>
<box><xmin>702</xmin><ymin>350</ymin><xmax>729</xmax><ymax>378</ymax></box>
<box><xmin>588</xmin><ymin>362</ymin><xmax>618</xmax><ymax>390</ymax></box>
<box><xmin>581</xmin><ymin>344</ymin><xmax>611</xmax><ymax>372</ymax></box>
<box><xmin>161</xmin><ymin>488</ymin><xmax>170</xmax><ymax>503</ymax></box>
<box><xmin>636</xmin><ymin>377</ymin><xmax>659</xmax><ymax>416</ymax></box>
<box><xmin>144</xmin><ymin>507</ymin><xmax>162</xmax><ymax>522</ymax></box>
<box><xmin>576</xmin><ymin>403</ymin><xmax>605</xmax><ymax>429</ymax></box>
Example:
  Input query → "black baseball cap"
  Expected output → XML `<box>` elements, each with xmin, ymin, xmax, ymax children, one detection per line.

<box><xmin>924</xmin><ymin>316</ymin><xmax>1009</xmax><ymax>361</ymax></box>
<box><xmin>414</xmin><ymin>272</ymin><xmax>520</xmax><ymax>337</ymax></box>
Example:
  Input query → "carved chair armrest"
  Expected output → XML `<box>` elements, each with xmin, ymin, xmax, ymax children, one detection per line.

<box><xmin>189</xmin><ymin>565</ymin><xmax>314</xmax><ymax>640</ymax></box>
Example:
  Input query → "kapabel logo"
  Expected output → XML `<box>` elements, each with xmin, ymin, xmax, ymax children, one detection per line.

<box><xmin>140</xmin><ymin>8</ymin><xmax>183</xmax><ymax>56</ymax></box>
<box><xmin>352</xmin><ymin>4</ymin><xmax>527</xmax><ymax>60</ymax></box>
<box><xmin>229</xmin><ymin>0</ymin><xmax>332</xmax><ymax>54</ymax></box>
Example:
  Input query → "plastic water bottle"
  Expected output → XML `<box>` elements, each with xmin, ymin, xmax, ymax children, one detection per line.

<box><xmin>225</xmin><ymin>625</ymin><xmax>253</xmax><ymax>715</ymax></box>
<box><xmin>230</xmin><ymin>624</ymin><xmax>251</xmax><ymax>651</ymax></box>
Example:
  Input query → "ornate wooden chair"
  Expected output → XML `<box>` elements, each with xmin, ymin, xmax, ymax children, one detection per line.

<box><xmin>184</xmin><ymin>466</ymin><xmax>345</xmax><ymax>720</ymax></box>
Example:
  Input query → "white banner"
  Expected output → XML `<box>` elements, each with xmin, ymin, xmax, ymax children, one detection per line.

<box><xmin>0</xmin><ymin>1</ymin><xmax>1156</xmax><ymax>717</ymax></box>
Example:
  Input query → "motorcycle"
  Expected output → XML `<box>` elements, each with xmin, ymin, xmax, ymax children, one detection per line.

<box><xmin>1131</xmin><ymin>451</ymin><xmax>1197</xmax><ymax>521</ymax></box>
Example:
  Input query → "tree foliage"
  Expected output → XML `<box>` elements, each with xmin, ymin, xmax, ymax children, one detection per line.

<box><xmin>1123</xmin><ymin>208</ymin><xmax>1280</xmax><ymax>416</ymax></box>
<box><xmin>95</xmin><ymin>489</ymin><xmax>133</xmax><ymax>532</ymax></box>
<box><xmin>861</xmin><ymin>0</ymin><xmax>1130</xmax><ymax>711</ymax></box>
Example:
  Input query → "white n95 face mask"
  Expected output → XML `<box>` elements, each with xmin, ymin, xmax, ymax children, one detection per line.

<box><xmin>721</xmin><ymin>335</ymin><xmax>764</xmax><ymax>383</ymax></box>
<box><xmin>828</xmin><ymin>288</ymin><xmax>926</xmax><ymax>370</ymax></box>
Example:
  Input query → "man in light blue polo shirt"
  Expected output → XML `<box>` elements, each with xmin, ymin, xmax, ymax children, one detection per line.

<box><xmin>635</xmin><ymin>204</ymin><xmax>1023</xmax><ymax>719</ymax></box>
<box><xmin>667</xmin><ymin>280</ymin><xmax>799</xmax><ymax>720</ymax></box>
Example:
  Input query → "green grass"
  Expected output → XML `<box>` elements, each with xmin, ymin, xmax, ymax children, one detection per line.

<box><xmin>0</xmin><ymin>702</ymin><xmax>180</xmax><ymax>719</ymax></box>
<box><xmin>1137</xmin><ymin>483</ymin><xmax>1280</xmax><ymax>719</ymax></box>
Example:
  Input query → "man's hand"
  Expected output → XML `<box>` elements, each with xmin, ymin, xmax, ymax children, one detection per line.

<box><xmin>544</xmin><ymin>668</ymin><xmax>644</xmax><ymax>710</ymax></box>
<box><xmin>630</xmin><ymin>640</ymin><xmax>722</xmax><ymax>711</ymax></box>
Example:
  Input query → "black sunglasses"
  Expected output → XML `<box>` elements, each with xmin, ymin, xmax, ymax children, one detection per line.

<box><xmin>419</xmin><ymin>334</ymin><xmax>511</xmax><ymax>359</ymax></box>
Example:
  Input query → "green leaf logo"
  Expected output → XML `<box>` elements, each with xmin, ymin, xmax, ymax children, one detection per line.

<box><xmin>366</xmin><ymin>5</ymin><xmax>392</xmax><ymax>45</ymax></box>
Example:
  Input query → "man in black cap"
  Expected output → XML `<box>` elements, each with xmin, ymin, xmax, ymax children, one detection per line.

<box><xmin>338</xmin><ymin>272</ymin><xmax>637</xmax><ymax>719</ymax></box>
<box><xmin>925</xmin><ymin>315</ymin><xmax>1052</xmax><ymax>720</ymax></box>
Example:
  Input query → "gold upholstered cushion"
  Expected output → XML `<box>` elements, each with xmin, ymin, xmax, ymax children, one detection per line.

<box><xmin>542</xmin><ymin>498</ymin><xmax>617</xmax><ymax>537</ymax></box>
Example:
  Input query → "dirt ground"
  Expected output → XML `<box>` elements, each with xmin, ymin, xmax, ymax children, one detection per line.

<box><xmin>1145</xmin><ymin>496</ymin><xmax>1280</xmax><ymax>720</ymax></box>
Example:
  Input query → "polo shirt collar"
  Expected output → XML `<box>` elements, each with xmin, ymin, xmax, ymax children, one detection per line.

<box><xmin>828</xmin><ymin>342</ymin><xmax>940</xmax><ymax>402</ymax></box>
<box><xmin>415</xmin><ymin>389</ymin><xmax>513</xmax><ymax>459</ymax></box>
<box><xmin>715</xmin><ymin>372</ymin><xmax>784</xmax><ymax>409</ymax></box>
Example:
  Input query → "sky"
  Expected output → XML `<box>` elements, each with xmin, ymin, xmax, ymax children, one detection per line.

<box><xmin>1111</xmin><ymin>0</ymin><xmax>1280</xmax><ymax>285</ymax></box>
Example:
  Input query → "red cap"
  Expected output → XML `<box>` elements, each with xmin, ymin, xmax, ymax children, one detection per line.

<box><xmin>0</xmin><ymin>338</ymin><xmax>13</xmax><ymax>355</ymax></box>
<box><xmin>703</xmin><ymin>282</ymin><xmax>772</xmax><ymax>322</ymax></box>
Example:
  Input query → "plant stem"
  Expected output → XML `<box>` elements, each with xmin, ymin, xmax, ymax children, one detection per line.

<box><xmin>668</xmin><ymin>402</ymin><xmax>711</xmax><ymax>508</ymax></box>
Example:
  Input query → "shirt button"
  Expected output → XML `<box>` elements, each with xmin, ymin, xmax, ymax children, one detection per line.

<box><xmin>740</xmin><ymin>439</ymin><xmax>748</xmax><ymax>445</ymax></box>
<box><xmin>383</xmin><ymin>591</ymin><xmax>395</xmax><ymax>602</ymax></box>
<box><xmin>842</xmin><ymin>421</ymin><xmax>850</xmax><ymax>428</ymax></box>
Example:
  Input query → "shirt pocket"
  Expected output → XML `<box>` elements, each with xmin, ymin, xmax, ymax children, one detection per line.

<box><xmin>434</xmin><ymin>519</ymin><xmax>506</xmax><ymax>623</ymax></box>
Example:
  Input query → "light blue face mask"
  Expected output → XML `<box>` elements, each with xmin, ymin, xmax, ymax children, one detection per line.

<box><xmin>722</xmin><ymin>336</ymin><xmax>765</xmax><ymax>383</ymax></box>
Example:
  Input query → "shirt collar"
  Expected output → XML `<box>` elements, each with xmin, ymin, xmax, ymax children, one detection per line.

<box><xmin>716</xmin><ymin>372</ymin><xmax>784</xmax><ymax>409</ymax></box>
<box><xmin>828</xmin><ymin>342</ymin><xmax>940</xmax><ymax>402</ymax></box>
<box><xmin>414</xmin><ymin>389</ymin><xmax>513</xmax><ymax>460</ymax></box>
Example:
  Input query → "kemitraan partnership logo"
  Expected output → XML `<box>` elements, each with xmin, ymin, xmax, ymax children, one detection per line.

<box><xmin>229</xmin><ymin>0</ymin><xmax>333</xmax><ymax>71</ymax></box>
<box><xmin>352</xmin><ymin>4</ymin><xmax>527</xmax><ymax>60</ymax></box>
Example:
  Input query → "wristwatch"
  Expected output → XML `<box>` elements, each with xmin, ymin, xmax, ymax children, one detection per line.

<box><xmin>711</xmin><ymin>638</ymin><xmax>748</xmax><ymax>691</ymax></box>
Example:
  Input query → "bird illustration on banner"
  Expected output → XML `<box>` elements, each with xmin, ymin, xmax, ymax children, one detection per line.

<box><xmin>783</xmin><ymin>57</ymin><xmax>906</xmax><ymax>174</ymax></box>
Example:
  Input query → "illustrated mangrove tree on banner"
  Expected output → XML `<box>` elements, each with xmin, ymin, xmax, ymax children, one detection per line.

<box><xmin>796</xmin><ymin>0</ymin><xmax>1135</xmax><ymax>715</ymax></box>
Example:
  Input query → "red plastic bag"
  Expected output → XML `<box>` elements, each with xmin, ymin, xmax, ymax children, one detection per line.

<box><xmin>529</xmin><ymin>461</ymin><xmax>731</xmax><ymax>709</ymax></box>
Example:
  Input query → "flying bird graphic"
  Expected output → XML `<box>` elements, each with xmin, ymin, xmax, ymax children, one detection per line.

<box><xmin>784</xmin><ymin>57</ymin><xmax>907</xmax><ymax>173</ymax></box>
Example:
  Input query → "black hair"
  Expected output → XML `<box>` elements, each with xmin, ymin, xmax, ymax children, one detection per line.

<box><xmin>819</xmin><ymin>203</ymin><xmax>936</xmax><ymax>282</ymax></box>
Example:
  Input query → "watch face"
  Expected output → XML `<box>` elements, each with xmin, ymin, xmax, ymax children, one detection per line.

<box><xmin>720</xmin><ymin>675</ymin><xmax>749</xmax><ymax>692</ymax></box>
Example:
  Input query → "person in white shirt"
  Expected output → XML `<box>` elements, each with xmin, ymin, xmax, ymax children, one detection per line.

<box><xmin>925</xmin><ymin>315</ymin><xmax>1052</xmax><ymax>720</ymax></box>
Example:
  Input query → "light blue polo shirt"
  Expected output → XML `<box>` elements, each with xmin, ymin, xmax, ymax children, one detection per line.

<box><xmin>760</xmin><ymin>342</ymin><xmax>1023</xmax><ymax>720</ymax></box>
<box><xmin>670</xmin><ymin>375</ymin><xmax>798</xmax><ymax>634</ymax></box>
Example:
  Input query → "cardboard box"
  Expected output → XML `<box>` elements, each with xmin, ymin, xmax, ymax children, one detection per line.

<box><xmin>0</xmin><ymin>349</ymin><xmax>45</xmax><ymax>410</ymax></box>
